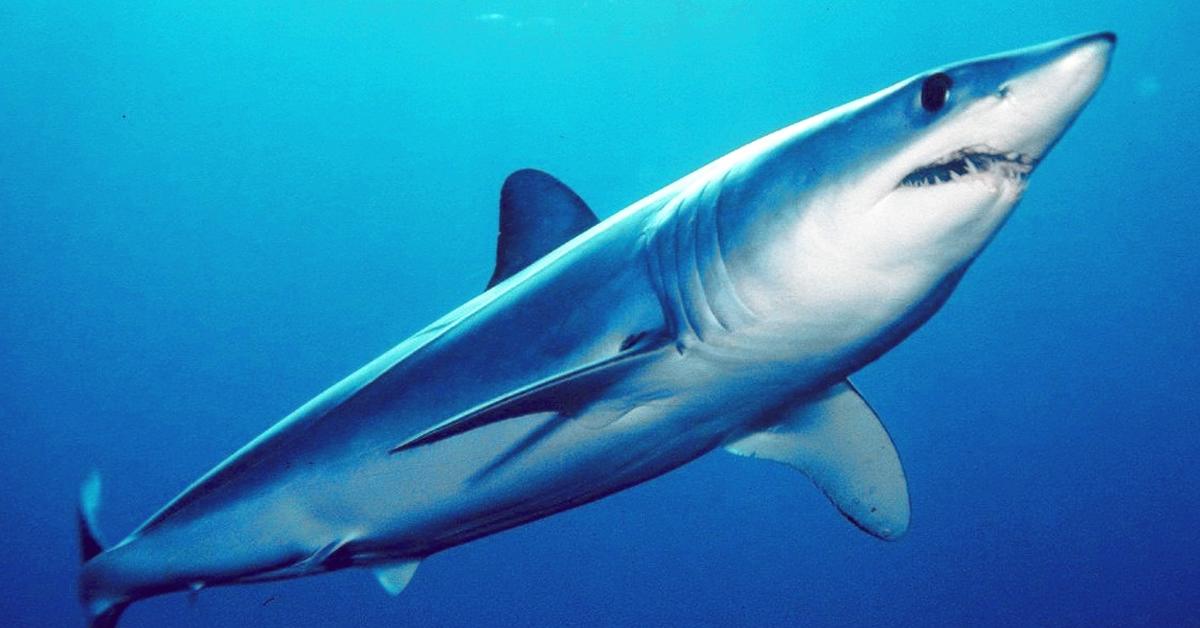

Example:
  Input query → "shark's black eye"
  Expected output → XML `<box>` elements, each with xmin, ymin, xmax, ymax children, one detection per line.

<box><xmin>920</xmin><ymin>73</ymin><xmax>953</xmax><ymax>112</ymax></box>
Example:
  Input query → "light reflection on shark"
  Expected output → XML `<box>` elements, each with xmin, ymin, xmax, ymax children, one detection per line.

<box><xmin>79</xmin><ymin>32</ymin><xmax>1114</xmax><ymax>627</ymax></box>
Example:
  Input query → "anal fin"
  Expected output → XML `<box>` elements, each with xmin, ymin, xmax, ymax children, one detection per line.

<box><xmin>725</xmin><ymin>380</ymin><xmax>910</xmax><ymax>540</ymax></box>
<box><xmin>374</xmin><ymin>560</ymin><xmax>421</xmax><ymax>596</ymax></box>
<box><xmin>89</xmin><ymin>601</ymin><xmax>130</xmax><ymax>628</ymax></box>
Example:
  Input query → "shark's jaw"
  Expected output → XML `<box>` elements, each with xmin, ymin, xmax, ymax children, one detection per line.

<box><xmin>898</xmin><ymin>146</ymin><xmax>1035</xmax><ymax>189</ymax></box>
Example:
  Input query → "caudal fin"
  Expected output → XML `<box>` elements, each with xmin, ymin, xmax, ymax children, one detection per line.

<box><xmin>79</xmin><ymin>472</ymin><xmax>106</xmax><ymax>562</ymax></box>
<box><xmin>78</xmin><ymin>473</ymin><xmax>130</xmax><ymax>628</ymax></box>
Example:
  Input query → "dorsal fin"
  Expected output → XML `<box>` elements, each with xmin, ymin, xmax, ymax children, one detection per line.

<box><xmin>487</xmin><ymin>169</ymin><xmax>598</xmax><ymax>289</ymax></box>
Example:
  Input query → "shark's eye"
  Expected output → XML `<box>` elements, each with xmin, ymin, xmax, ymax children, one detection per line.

<box><xmin>920</xmin><ymin>73</ymin><xmax>953</xmax><ymax>112</ymax></box>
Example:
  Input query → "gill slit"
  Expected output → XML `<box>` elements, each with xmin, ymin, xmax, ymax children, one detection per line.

<box><xmin>673</xmin><ymin>193</ymin><xmax>711</xmax><ymax>344</ymax></box>
<box><xmin>642</xmin><ymin>197</ymin><xmax>687</xmax><ymax>353</ymax></box>
<box><xmin>699</xmin><ymin>172</ymin><xmax>757</xmax><ymax>332</ymax></box>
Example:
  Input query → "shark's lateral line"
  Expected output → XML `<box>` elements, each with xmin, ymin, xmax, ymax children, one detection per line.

<box><xmin>78</xmin><ymin>33</ymin><xmax>1114</xmax><ymax>626</ymax></box>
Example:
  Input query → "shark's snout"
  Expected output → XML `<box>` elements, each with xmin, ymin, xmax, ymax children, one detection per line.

<box><xmin>998</xmin><ymin>31</ymin><xmax>1115</xmax><ymax>161</ymax></box>
<box><xmin>1039</xmin><ymin>31</ymin><xmax>1115</xmax><ymax>100</ymax></box>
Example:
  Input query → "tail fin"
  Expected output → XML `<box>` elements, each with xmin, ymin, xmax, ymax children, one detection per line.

<box><xmin>78</xmin><ymin>473</ymin><xmax>130</xmax><ymax>627</ymax></box>
<box><xmin>79</xmin><ymin>472</ymin><xmax>106</xmax><ymax>562</ymax></box>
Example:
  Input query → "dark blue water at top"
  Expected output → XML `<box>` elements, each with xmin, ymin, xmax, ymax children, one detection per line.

<box><xmin>2</xmin><ymin>2</ymin><xmax>1197</xmax><ymax>626</ymax></box>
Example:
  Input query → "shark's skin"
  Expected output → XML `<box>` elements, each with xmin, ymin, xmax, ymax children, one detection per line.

<box><xmin>79</xmin><ymin>32</ymin><xmax>1114</xmax><ymax>626</ymax></box>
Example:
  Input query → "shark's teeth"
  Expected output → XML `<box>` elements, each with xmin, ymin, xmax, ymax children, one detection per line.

<box><xmin>899</xmin><ymin>149</ymin><xmax>1034</xmax><ymax>188</ymax></box>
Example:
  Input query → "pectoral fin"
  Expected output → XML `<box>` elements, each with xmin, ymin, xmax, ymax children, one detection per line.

<box><xmin>725</xmin><ymin>380</ymin><xmax>910</xmax><ymax>540</ymax></box>
<box><xmin>374</xmin><ymin>560</ymin><xmax>421</xmax><ymax>596</ymax></box>
<box><xmin>390</xmin><ymin>336</ymin><xmax>667</xmax><ymax>453</ymax></box>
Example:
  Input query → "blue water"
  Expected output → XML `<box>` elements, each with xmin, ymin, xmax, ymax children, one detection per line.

<box><xmin>3</xmin><ymin>2</ymin><xmax>1197</xmax><ymax>626</ymax></box>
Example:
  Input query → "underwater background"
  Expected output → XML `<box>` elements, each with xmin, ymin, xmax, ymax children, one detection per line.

<box><xmin>2</xmin><ymin>1</ymin><xmax>1197</xmax><ymax>626</ymax></box>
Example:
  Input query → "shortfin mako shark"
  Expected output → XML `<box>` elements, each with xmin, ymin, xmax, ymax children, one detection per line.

<box><xmin>79</xmin><ymin>32</ymin><xmax>1114</xmax><ymax>626</ymax></box>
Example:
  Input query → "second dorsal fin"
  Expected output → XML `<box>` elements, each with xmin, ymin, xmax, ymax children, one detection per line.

<box><xmin>487</xmin><ymin>169</ymin><xmax>598</xmax><ymax>289</ymax></box>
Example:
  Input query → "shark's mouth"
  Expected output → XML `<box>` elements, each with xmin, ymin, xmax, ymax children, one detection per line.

<box><xmin>899</xmin><ymin>147</ymin><xmax>1035</xmax><ymax>188</ymax></box>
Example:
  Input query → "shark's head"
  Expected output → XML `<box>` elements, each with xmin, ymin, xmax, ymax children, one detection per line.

<box><xmin>712</xmin><ymin>32</ymin><xmax>1114</xmax><ymax>347</ymax></box>
<box><xmin>832</xmin><ymin>31</ymin><xmax>1115</xmax><ymax>274</ymax></box>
